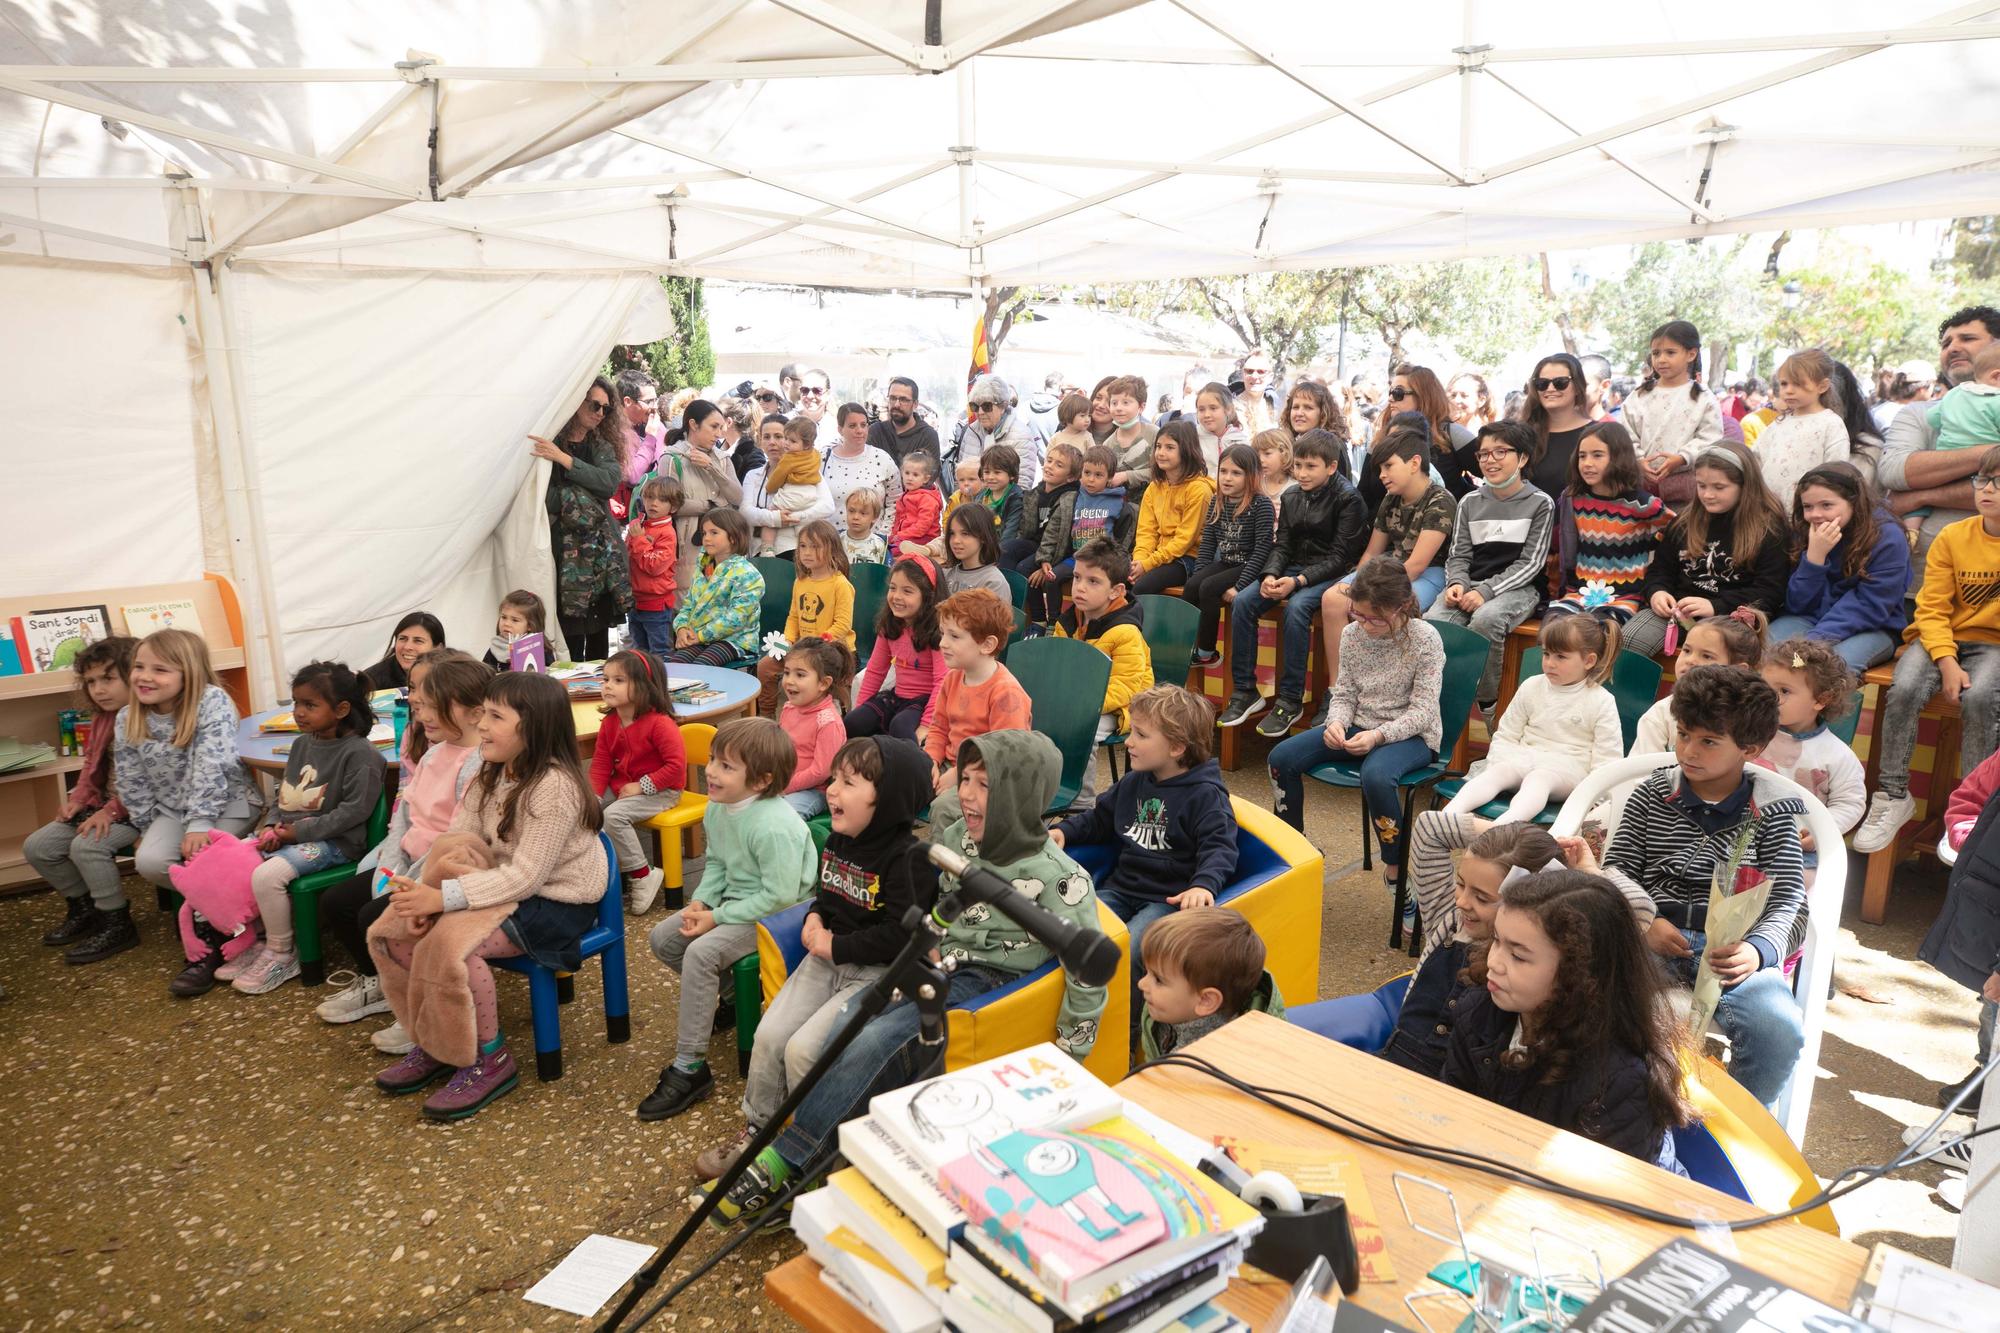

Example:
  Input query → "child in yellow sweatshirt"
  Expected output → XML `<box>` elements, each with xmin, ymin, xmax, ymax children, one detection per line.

<box><xmin>1055</xmin><ymin>538</ymin><xmax>1155</xmax><ymax>810</ymax></box>
<box><xmin>1854</xmin><ymin>444</ymin><xmax>2000</xmax><ymax>851</ymax></box>
<box><xmin>1130</xmin><ymin>420</ymin><xmax>1216</xmax><ymax>597</ymax></box>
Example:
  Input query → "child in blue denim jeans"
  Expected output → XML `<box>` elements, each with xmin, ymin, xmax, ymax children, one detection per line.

<box><xmin>231</xmin><ymin>661</ymin><xmax>385</xmax><ymax>995</ymax></box>
<box><xmin>1596</xmin><ymin>665</ymin><xmax>1808</xmax><ymax>1108</ymax></box>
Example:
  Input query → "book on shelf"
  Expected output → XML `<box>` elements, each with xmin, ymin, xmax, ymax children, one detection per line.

<box><xmin>1567</xmin><ymin>1238</ymin><xmax>1869</xmax><ymax>1332</ymax></box>
<box><xmin>119</xmin><ymin>598</ymin><xmax>199</xmax><ymax>637</ymax></box>
<box><xmin>0</xmin><ymin>739</ymin><xmax>57</xmax><ymax>775</ymax></box>
<box><xmin>0</xmin><ymin>624</ymin><xmax>25</xmax><ymax>677</ymax></box>
<box><xmin>18</xmin><ymin>606</ymin><xmax>111</xmax><ymax>675</ymax></box>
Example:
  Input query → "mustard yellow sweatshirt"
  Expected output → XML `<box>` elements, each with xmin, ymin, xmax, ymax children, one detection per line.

<box><xmin>1908</xmin><ymin>514</ymin><xmax>2000</xmax><ymax>660</ymax></box>
<box><xmin>1133</xmin><ymin>474</ymin><xmax>1216</xmax><ymax>574</ymax></box>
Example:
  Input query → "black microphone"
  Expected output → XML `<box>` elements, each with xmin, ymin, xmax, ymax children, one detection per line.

<box><xmin>926</xmin><ymin>843</ymin><xmax>1123</xmax><ymax>988</ymax></box>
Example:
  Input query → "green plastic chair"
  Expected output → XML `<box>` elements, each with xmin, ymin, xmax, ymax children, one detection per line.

<box><xmin>1432</xmin><ymin>646</ymin><xmax>1665</xmax><ymax>825</ymax></box>
<box><xmin>1008</xmin><ymin>636</ymin><xmax>1115</xmax><ymax>813</ymax></box>
<box><xmin>1304</xmin><ymin>620</ymin><xmax>1488</xmax><ymax>951</ymax></box>
<box><xmin>849</xmin><ymin>560</ymin><xmax>889</xmax><ymax>665</ymax></box>
<box><xmin>1100</xmin><ymin>595</ymin><xmax>1201</xmax><ymax>781</ymax></box>
<box><xmin>290</xmin><ymin>791</ymin><xmax>391</xmax><ymax>986</ymax></box>
<box><xmin>1829</xmin><ymin>687</ymin><xmax>1864</xmax><ymax>745</ymax></box>
<box><xmin>1003</xmin><ymin>568</ymin><xmax>1029</xmax><ymax>611</ymax></box>
<box><xmin>998</xmin><ymin>606</ymin><xmax>1028</xmax><ymax>665</ymax></box>
<box><xmin>731</xmin><ymin>813</ymin><xmax>833</xmax><ymax>1072</ymax></box>
<box><xmin>723</xmin><ymin>557</ymin><xmax>796</xmax><ymax>669</ymax></box>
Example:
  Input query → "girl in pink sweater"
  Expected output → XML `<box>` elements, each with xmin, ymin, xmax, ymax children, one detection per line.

<box><xmin>589</xmin><ymin>649</ymin><xmax>686</xmax><ymax>914</ymax></box>
<box><xmin>844</xmin><ymin>556</ymin><xmax>945</xmax><ymax>743</ymax></box>
<box><xmin>778</xmin><ymin>637</ymin><xmax>853</xmax><ymax>818</ymax></box>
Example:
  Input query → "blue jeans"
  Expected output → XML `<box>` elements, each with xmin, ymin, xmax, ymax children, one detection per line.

<box><xmin>628</xmin><ymin>608</ymin><xmax>676</xmax><ymax>654</ymax></box>
<box><xmin>1097</xmin><ymin>887</ymin><xmax>1176</xmax><ymax>973</ymax></box>
<box><xmin>1669</xmin><ymin>930</ymin><xmax>1805</xmax><ymax>1109</ymax></box>
<box><xmin>1268</xmin><ymin>732</ymin><xmax>1433</xmax><ymax>866</ymax></box>
<box><xmin>1765</xmin><ymin>616</ymin><xmax>1896</xmax><ymax>673</ymax></box>
<box><xmin>1336</xmin><ymin>565</ymin><xmax>1446</xmax><ymax>613</ymax></box>
<box><xmin>1230</xmin><ymin>570</ymin><xmax>1337</xmax><ymax>702</ymax></box>
<box><xmin>783</xmin><ymin>789</ymin><xmax>827</xmax><ymax>818</ymax></box>
<box><xmin>774</xmin><ymin>965</ymin><xmax>1008</xmax><ymax>1175</ymax></box>
<box><xmin>268</xmin><ymin>839</ymin><xmax>349</xmax><ymax>874</ymax></box>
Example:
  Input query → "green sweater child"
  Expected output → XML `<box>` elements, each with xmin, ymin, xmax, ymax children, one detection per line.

<box><xmin>710</xmin><ymin>728</ymin><xmax>1111</xmax><ymax>1223</ymax></box>
<box><xmin>639</xmin><ymin>718</ymin><xmax>815</xmax><ymax>1121</ymax></box>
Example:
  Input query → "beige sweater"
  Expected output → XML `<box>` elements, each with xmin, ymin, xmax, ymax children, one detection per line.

<box><xmin>447</xmin><ymin>770</ymin><xmax>607</xmax><ymax>909</ymax></box>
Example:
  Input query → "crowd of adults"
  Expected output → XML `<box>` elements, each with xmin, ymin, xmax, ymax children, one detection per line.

<box><xmin>536</xmin><ymin>306</ymin><xmax>1998</xmax><ymax>655</ymax></box>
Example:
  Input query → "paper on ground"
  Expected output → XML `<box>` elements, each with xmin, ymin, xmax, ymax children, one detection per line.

<box><xmin>523</xmin><ymin>1234</ymin><xmax>658</xmax><ymax>1316</ymax></box>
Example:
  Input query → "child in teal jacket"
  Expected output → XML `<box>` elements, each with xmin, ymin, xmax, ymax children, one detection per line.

<box><xmin>670</xmin><ymin>510</ymin><xmax>764</xmax><ymax>665</ymax></box>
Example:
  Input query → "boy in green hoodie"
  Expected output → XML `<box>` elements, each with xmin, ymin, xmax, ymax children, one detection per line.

<box><xmin>711</xmin><ymin>729</ymin><xmax>1108</xmax><ymax>1223</ymax></box>
<box><xmin>1136</xmin><ymin>906</ymin><xmax>1284</xmax><ymax>1062</ymax></box>
<box><xmin>639</xmin><ymin>717</ymin><xmax>816</xmax><ymax>1121</ymax></box>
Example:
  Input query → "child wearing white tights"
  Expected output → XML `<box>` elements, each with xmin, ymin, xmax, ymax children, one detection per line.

<box><xmin>1445</xmin><ymin>615</ymin><xmax>1623</xmax><ymax>823</ymax></box>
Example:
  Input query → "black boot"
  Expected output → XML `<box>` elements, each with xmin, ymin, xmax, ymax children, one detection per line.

<box><xmin>41</xmin><ymin>896</ymin><xmax>99</xmax><ymax>947</ymax></box>
<box><xmin>65</xmin><ymin>907</ymin><xmax>139</xmax><ymax>965</ymax></box>
<box><xmin>1938</xmin><ymin>1068</ymin><xmax>1986</xmax><ymax>1115</ymax></box>
<box><xmin>169</xmin><ymin>918</ymin><xmax>228</xmax><ymax>997</ymax></box>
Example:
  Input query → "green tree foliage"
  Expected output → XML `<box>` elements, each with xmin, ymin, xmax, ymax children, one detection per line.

<box><xmin>1347</xmin><ymin>258</ymin><xmax>1547</xmax><ymax>369</ymax></box>
<box><xmin>607</xmin><ymin>276</ymin><xmax>714</xmax><ymax>391</ymax></box>
<box><xmin>1765</xmin><ymin>240</ymin><xmax>1939</xmax><ymax>372</ymax></box>
<box><xmin>1580</xmin><ymin>239</ymin><xmax>1767</xmax><ymax>373</ymax></box>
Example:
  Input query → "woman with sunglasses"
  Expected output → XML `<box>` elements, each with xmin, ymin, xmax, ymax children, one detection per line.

<box><xmin>1363</xmin><ymin>364</ymin><xmax>1478</xmax><ymax>508</ymax></box>
<box><xmin>532</xmin><ymin>375</ymin><xmax>634</xmax><ymax>660</ymax></box>
<box><xmin>1522</xmin><ymin>353</ymin><xmax>1594</xmax><ymax>500</ymax></box>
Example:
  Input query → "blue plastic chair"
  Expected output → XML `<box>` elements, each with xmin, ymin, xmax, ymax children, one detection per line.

<box><xmin>1670</xmin><ymin>1121</ymin><xmax>1755</xmax><ymax>1204</ymax></box>
<box><xmin>1287</xmin><ymin>974</ymin><xmax>1413</xmax><ymax>1053</ymax></box>
<box><xmin>492</xmin><ymin>832</ymin><xmax>630</xmax><ymax>1081</ymax></box>
<box><xmin>1305</xmin><ymin>620</ymin><xmax>1488</xmax><ymax>950</ymax></box>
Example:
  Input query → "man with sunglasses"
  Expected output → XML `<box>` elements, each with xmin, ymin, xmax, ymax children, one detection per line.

<box><xmin>777</xmin><ymin>364</ymin><xmax>804</xmax><ymax>413</ymax></box>
<box><xmin>867</xmin><ymin>375</ymin><xmax>940</xmax><ymax>465</ymax></box>
<box><xmin>1230</xmin><ymin>351</ymin><xmax>1280</xmax><ymax>436</ymax></box>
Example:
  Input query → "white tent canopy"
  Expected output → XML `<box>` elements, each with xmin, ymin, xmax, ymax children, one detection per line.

<box><xmin>5</xmin><ymin>0</ymin><xmax>1999</xmax><ymax>696</ymax></box>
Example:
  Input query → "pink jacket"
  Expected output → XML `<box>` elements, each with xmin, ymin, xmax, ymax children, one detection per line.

<box><xmin>1947</xmin><ymin>750</ymin><xmax>2000</xmax><ymax>849</ymax></box>
<box><xmin>780</xmin><ymin>695</ymin><xmax>847</xmax><ymax>794</ymax></box>
<box><xmin>68</xmin><ymin>709</ymin><xmax>125</xmax><ymax>822</ymax></box>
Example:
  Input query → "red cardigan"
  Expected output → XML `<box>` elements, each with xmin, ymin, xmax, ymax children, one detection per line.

<box><xmin>589</xmin><ymin>710</ymin><xmax>687</xmax><ymax>797</ymax></box>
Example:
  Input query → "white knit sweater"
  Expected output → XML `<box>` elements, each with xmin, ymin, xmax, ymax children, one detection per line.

<box><xmin>1486</xmin><ymin>675</ymin><xmax>1623</xmax><ymax>781</ymax></box>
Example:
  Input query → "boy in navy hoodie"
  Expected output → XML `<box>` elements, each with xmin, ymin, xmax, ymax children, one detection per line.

<box><xmin>1053</xmin><ymin>685</ymin><xmax>1237</xmax><ymax>963</ymax></box>
<box><xmin>1060</xmin><ymin>444</ymin><xmax>1133</xmax><ymax>574</ymax></box>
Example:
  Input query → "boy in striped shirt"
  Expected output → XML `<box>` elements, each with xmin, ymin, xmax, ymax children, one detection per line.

<box><xmin>1597</xmin><ymin>665</ymin><xmax>1808</xmax><ymax>1110</ymax></box>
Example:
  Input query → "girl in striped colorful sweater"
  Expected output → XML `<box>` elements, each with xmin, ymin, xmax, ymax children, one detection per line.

<box><xmin>1545</xmin><ymin>421</ymin><xmax>1673</xmax><ymax>624</ymax></box>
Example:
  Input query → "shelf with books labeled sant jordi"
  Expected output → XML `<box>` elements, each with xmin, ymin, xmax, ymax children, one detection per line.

<box><xmin>768</xmin><ymin>1014</ymin><xmax>1894</xmax><ymax>1333</ymax></box>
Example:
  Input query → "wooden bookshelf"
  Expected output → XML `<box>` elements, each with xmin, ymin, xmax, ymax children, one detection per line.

<box><xmin>0</xmin><ymin>575</ymin><xmax>249</xmax><ymax>891</ymax></box>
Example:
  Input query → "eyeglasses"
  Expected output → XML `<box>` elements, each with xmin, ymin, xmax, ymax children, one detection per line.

<box><xmin>755</xmin><ymin>393</ymin><xmax>780</xmax><ymax>403</ymax></box>
<box><xmin>1242</xmin><ymin>367</ymin><xmax>1269</xmax><ymax>378</ymax></box>
<box><xmin>639</xmin><ymin>400</ymin><xmax>658</xmax><ymax>413</ymax></box>
<box><xmin>1386</xmin><ymin>387</ymin><xmax>1412</xmax><ymax>401</ymax></box>
<box><xmin>1975</xmin><ymin>476</ymin><xmax>2000</xmax><ymax>492</ymax></box>
<box><xmin>582</xmin><ymin>399</ymin><xmax>609</xmax><ymax>415</ymax></box>
<box><xmin>799</xmin><ymin>387</ymin><xmax>826</xmax><ymax>398</ymax></box>
<box><xmin>1475</xmin><ymin>448</ymin><xmax>1518</xmax><ymax>463</ymax></box>
<box><xmin>972</xmin><ymin>401</ymin><xmax>1002</xmax><ymax>411</ymax></box>
<box><xmin>1351</xmin><ymin>610</ymin><xmax>1391</xmax><ymax>628</ymax></box>
<box><xmin>887</xmin><ymin>393</ymin><xmax>915</xmax><ymax>405</ymax></box>
<box><xmin>1533</xmin><ymin>375</ymin><xmax>1573</xmax><ymax>392</ymax></box>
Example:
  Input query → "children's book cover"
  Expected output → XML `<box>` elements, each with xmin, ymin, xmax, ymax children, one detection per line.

<box><xmin>21</xmin><ymin>606</ymin><xmax>110</xmax><ymax>673</ymax></box>
<box><xmin>868</xmin><ymin>1043</ymin><xmax>1120</xmax><ymax>1173</ymax></box>
<box><xmin>120</xmin><ymin>599</ymin><xmax>199</xmax><ymax>637</ymax></box>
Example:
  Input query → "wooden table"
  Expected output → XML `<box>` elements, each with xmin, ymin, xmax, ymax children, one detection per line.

<box><xmin>767</xmin><ymin>1012</ymin><xmax>1867</xmax><ymax>1330</ymax></box>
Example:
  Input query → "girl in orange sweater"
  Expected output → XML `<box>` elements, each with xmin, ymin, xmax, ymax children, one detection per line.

<box><xmin>1130</xmin><ymin>420</ymin><xmax>1216</xmax><ymax>596</ymax></box>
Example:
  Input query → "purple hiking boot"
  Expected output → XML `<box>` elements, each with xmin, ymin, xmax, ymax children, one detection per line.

<box><xmin>375</xmin><ymin>1045</ymin><xmax>451</xmax><ymax>1095</ymax></box>
<box><xmin>421</xmin><ymin>1042</ymin><xmax>519</xmax><ymax>1121</ymax></box>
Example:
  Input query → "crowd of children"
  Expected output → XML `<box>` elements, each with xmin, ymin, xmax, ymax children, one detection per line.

<box><xmin>20</xmin><ymin>325</ymin><xmax>2000</xmax><ymax>1224</ymax></box>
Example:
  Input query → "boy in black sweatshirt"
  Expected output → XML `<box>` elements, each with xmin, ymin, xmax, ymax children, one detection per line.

<box><xmin>1053</xmin><ymin>685</ymin><xmax>1237</xmax><ymax>967</ymax></box>
<box><xmin>693</xmin><ymin>735</ymin><xmax>934</xmax><ymax>1180</ymax></box>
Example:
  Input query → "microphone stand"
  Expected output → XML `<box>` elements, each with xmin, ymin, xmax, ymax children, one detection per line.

<box><xmin>599</xmin><ymin>899</ymin><xmax>953</xmax><ymax>1333</ymax></box>
<box><xmin>599</xmin><ymin>841</ymin><xmax>1121</xmax><ymax>1333</ymax></box>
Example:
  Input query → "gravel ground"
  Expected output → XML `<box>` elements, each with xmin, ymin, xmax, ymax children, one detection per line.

<box><xmin>0</xmin><ymin>736</ymin><xmax>1978</xmax><ymax>1330</ymax></box>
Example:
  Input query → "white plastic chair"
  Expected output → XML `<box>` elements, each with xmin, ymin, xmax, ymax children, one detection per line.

<box><xmin>1551</xmin><ymin>753</ymin><xmax>1843</xmax><ymax>1147</ymax></box>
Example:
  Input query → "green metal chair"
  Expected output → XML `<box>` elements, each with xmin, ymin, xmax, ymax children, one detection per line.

<box><xmin>1003</xmin><ymin>568</ymin><xmax>1029</xmax><ymax>611</ymax></box>
<box><xmin>1100</xmin><ymin>595</ymin><xmax>1201</xmax><ymax>781</ymax></box>
<box><xmin>290</xmin><ymin>791</ymin><xmax>391</xmax><ymax>986</ymax></box>
<box><xmin>1008</xmin><ymin>636</ymin><xmax>1114</xmax><ymax>813</ymax></box>
<box><xmin>1304</xmin><ymin>620</ymin><xmax>1488</xmax><ymax>951</ymax></box>
<box><xmin>1431</xmin><ymin>647</ymin><xmax>1665</xmax><ymax>825</ymax></box>
<box><xmin>849</xmin><ymin>560</ymin><xmax>889</xmax><ymax>665</ymax></box>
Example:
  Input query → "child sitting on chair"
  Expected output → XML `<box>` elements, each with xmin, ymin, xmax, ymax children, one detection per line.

<box><xmin>922</xmin><ymin>588</ymin><xmax>1032</xmax><ymax>811</ymax></box>
<box><xmin>692</xmin><ymin>736</ymin><xmax>934</xmax><ymax>1183</ymax></box>
<box><xmin>1052</xmin><ymin>684</ymin><xmax>1234</xmax><ymax>964</ymax></box>
<box><xmin>1136</xmin><ymin>905</ymin><xmax>1282</xmax><ymax>1061</ymax></box>
<box><xmin>638</xmin><ymin>717</ymin><xmax>817</xmax><ymax>1122</ymax></box>
<box><xmin>1586</xmin><ymin>665</ymin><xmax>1808</xmax><ymax>1110</ymax></box>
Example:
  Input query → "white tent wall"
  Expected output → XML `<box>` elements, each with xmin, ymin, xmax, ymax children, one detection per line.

<box><xmin>222</xmin><ymin>264</ymin><xmax>672</xmax><ymax>680</ymax></box>
<box><xmin>0</xmin><ymin>257</ymin><xmax>208</xmax><ymax>596</ymax></box>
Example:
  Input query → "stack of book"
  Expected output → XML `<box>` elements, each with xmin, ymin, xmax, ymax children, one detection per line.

<box><xmin>0</xmin><ymin>738</ymin><xmax>56</xmax><ymax>776</ymax></box>
<box><xmin>791</xmin><ymin>1044</ymin><xmax>1261</xmax><ymax>1333</ymax></box>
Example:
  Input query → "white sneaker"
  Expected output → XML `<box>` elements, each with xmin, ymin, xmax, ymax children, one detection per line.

<box><xmin>1902</xmin><ymin>1121</ymin><xmax>1974</xmax><ymax>1165</ymax></box>
<box><xmin>628</xmin><ymin>867</ymin><xmax>665</xmax><ymax>915</ymax></box>
<box><xmin>215</xmin><ymin>939</ymin><xmax>265</xmax><ymax>982</ymax></box>
<box><xmin>316</xmin><ymin>973</ymin><xmax>390</xmax><ymax>1024</ymax></box>
<box><xmin>231</xmin><ymin>946</ymin><xmax>300</xmax><ymax>995</ymax></box>
<box><xmin>371</xmin><ymin>1020</ymin><xmax>415</xmax><ymax>1055</ymax></box>
<box><xmin>1851</xmin><ymin>791</ymin><xmax>1916</xmax><ymax>854</ymax></box>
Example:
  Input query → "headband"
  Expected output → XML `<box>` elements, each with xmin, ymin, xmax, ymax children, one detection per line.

<box><xmin>902</xmin><ymin>554</ymin><xmax>939</xmax><ymax>589</ymax></box>
<box><xmin>1499</xmin><ymin>858</ymin><xmax>1569</xmax><ymax>892</ymax></box>
<box><xmin>630</xmin><ymin>651</ymin><xmax>653</xmax><ymax>681</ymax></box>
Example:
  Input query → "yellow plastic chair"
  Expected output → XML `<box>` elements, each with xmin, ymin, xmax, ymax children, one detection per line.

<box><xmin>643</xmin><ymin>722</ymin><xmax>715</xmax><ymax>912</ymax></box>
<box><xmin>1682</xmin><ymin>1053</ymin><xmax>1838</xmax><ymax>1235</ymax></box>
<box><xmin>944</xmin><ymin>900</ymin><xmax>1133</xmax><ymax>1084</ymax></box>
